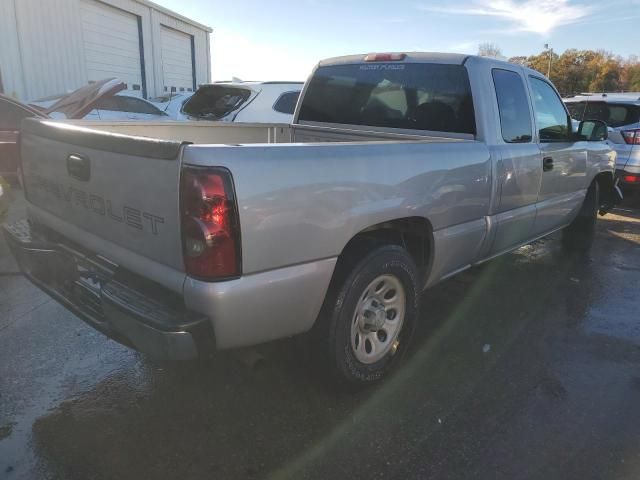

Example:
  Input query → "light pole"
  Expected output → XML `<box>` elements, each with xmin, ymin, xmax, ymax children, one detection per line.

<box><xmin>545</xmin><ymin>43</ymin><xmax>553</xmax><ymax>78</ymax></box>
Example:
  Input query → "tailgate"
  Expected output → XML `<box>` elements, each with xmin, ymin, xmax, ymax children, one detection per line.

<box><xmin>19</xmin><ymin>119</ymin><xmax>187</xmax><ymax>287</ymax></box>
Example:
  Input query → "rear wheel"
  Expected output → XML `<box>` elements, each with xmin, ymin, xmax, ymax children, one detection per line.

<box><xmin>314</xmin><ymin>244</ymin><xmax>419</xmax><ymax>389</ymax></box>
<box><xmin>562</xmin><ymin>180</ymin><xmax>599</xmax><ymax>252</ymax></box>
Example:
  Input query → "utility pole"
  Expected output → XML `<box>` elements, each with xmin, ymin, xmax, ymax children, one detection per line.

<box><xmin>545</xmin><ymin>43</ymin><xmax>553</xmax><ymax>78</ymax></box>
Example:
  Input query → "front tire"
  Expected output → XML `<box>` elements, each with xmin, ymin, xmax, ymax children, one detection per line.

<box><xmin>562</xmin><ymin>180</ymin><xmax>599</xmax><ymax>252</ymax></box>
<box><xmin>315</xmin><ymin>245</ymin><xmax>419</xmax><ymax>389</ymax></box>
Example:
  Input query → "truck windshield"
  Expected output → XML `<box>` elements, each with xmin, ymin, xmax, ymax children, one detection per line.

<box><xmin>299</xmin><ymin>63</ymin><xmax>476</xmax><ymax>134</ymax></box>
<box><xmin>182</xmin><ymin>86</ymin><xmax>252</xmax><ymax>120</ymax></box>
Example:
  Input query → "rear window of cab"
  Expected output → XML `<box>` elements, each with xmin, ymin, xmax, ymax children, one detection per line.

<box><xmin>298</xmin><ymin>63</ymin><xmax>476</xmax><ymax>135</ymax></box>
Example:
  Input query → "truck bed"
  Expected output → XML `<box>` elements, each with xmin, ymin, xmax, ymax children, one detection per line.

<box><xmin>60</xmin><ymin>120</ymin><xmax>471</xmax><ymax>145</ymax></box>
<box><xmin>16</xmin><ymin>117</ymin><xmax>491</xmax><ymax>350</ymax></box>
<box><xmin>19</xmin><ymin>118</ymin><xmax>489</xmax><ymax>296</ymax></box>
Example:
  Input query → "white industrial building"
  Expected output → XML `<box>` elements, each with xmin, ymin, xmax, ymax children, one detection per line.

<box><xmin>0</xmin><ymin>0</ymin><xmax>212</xmax><ymax>101</ymax></box>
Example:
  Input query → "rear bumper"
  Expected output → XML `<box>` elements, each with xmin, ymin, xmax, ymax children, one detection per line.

<box><xmin>617</xmin><ymin>144</ymin><xmax>640</xmax><ymax>183</ymax></box>
<box><xmin>2</xmin><ymin>219</ymin><xmax>214</xmax><ymax>360</ymax></box>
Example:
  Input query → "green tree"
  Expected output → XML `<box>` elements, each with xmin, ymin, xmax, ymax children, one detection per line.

<box><xmin>504</xmin><ymin>48</ymin><xmax>640</xmax><ymax>94</ymax></box>
<box><xmin>622</xmin><ymin>56</ymin><xmax>640</xmax><ymax>91</ymax></box>
<box><xmin>627</xmin><ymin>67</ymin><xmax>640</xmax><ymax>91</ymax></box>
<box><xmin>584</xmin><ymin>51</ymin><xmax>622</xmax><ymax>92</ymax></box>
<box><xmin>524</xmin><ymin>50</ymin><xmax>559</xmax><ymax>80</ymax></box>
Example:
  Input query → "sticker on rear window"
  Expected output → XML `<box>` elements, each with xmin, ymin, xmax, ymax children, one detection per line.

<box><xmin>359</xmin><ymin>64</ymin><xmax>406</xmax><ymax>71</ymax></box>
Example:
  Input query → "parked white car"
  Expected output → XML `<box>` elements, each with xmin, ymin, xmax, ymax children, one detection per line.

<box><xmin>31</xmin><ymin>88</ymin><xmax>170</xmax><ymax>121</ymax></box>
<box><xmin>83</xmin><ymin>93</ymin><xmax>170</xmax><ymax>121</ymax></box>
<box><xmin>149</xmin><ymin>92</ymin><xmax>194</xmax><ymax>120</ymax></box>
<box><xmin>2</xmin><ymin>79</ymin><xmax>128</xmax><ymax>180</ymax></box>
<box><xmin>180</xmin><ymin>81</ymin><xmax>303</xmax><ymax>123</ymax></box>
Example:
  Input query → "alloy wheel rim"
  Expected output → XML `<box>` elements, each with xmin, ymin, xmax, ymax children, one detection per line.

<box><xmin>350</xmin><ymin>274</ymin><xmax>406</xmax><ymax>364</ymax></box>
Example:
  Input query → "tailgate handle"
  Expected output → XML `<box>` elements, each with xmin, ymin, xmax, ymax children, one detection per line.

<box><xmin>67</xmin><ymin>154</ymin><xmax>90</xmax><ymax>181</ymax></box>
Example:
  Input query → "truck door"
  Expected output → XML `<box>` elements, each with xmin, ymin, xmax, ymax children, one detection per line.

<box><xmin>489</xmin><ymin>68</ymin><xmax>542</xmax><ymax>254</ymax></box>
<box><xmin>528</xmin><ymin>76</ymin><xmax>587</xmax><ymax>235</ymax></box>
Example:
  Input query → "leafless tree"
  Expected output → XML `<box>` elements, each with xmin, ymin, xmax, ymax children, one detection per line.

<box><xmin>478</xmin><ymin>43</ymin><xmax>503</xmax><ymax>58</ymax></box>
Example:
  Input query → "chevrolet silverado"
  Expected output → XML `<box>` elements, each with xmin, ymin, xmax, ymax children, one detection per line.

<box><xmin>3</xmin><ymin>52</ymin><xmax>621</xmax><ymax>387</ymax></box>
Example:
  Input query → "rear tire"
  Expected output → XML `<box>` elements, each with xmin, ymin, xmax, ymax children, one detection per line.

<box><xmin>314</xmin><ymin>244</ymin><xmax>419</xmax><ymax>389</ymax></box>
<box><xmin>562</xmin><ymin>181</ymin><xmax>599</xmax><ymax>252</ymax></box>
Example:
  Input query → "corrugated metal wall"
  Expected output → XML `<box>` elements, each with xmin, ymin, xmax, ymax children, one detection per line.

<box><xmin>0</xmin><ymin>0</ymin><xmax>211</xmax><ymax>101</ymax></box>
<box><xmin>150</xmin><ymin>7</ymin><xmax>210</xmax><ymax>96</ymax></box>
<box><xmin>160</xmin><ymin>26</ymin><xmax>195</xmax><ymax>93</ymax></box>
<box><xmin>80</xmin><ymin>0</ymin><xmax>145</xmax><ymax>96</ymax></box>
<box><xmin>13</xmin><ymin>0</ymin><xmax>87</xmax><ymax>100</ymax></box>
<box><xmin>0</xmin><ymin>0</ymin><xmax>26</xmax><ymax>98</ymax></box>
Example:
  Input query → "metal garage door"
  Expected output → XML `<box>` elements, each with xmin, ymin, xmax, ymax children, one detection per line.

<box><xmin>80</xmin><ymin>0</ymin><xmax>145</xmax><ymax>97</ymax></box>
<box><xmin>160</xmin><ymin>26</ymin><xmax>195</xmax><ymax>94</ymax></box>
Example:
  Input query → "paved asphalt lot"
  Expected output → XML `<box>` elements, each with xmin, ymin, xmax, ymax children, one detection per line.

<box><xmin>1</xmin><ymin>191</ymin><xmax>640</xmax><ymax>480</ymax></box>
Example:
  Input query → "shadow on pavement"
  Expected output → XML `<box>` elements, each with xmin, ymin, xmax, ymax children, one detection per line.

<box><xmin>29</xmin><ymin>236</ymin><xmax>615</xmax><ymax>480</ymax></box>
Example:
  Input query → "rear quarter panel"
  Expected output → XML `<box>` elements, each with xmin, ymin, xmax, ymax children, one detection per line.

<box><xmin>182</xmin><ymin>140</ymin><xmax>492</xmax><ymax>276</ymax></box>
<box><xmin>586</xmin><ymin>140</ymin><xmax>617</xmax><ymax>186</ymax></box>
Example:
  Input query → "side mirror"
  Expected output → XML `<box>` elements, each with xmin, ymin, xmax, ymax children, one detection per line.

<box><xmin>577</xmin><ymin>119</ymin><xmax>608</xmax><ymax>141</ymax></box>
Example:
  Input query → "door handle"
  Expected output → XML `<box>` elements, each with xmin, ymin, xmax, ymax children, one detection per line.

<box><xmin>67</xmin><ymin>154</ymin><xmax>91</xmax><ymax>181</ymax></box>
<box><xmin>543</xmin><ymin>157</ymin><xmax>554</xmax><ymax>172</ymax></box>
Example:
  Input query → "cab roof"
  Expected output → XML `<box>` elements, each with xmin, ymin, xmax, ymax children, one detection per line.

<box><xmin>317</xmin><ymin>52</ymin><xmax>544</xmax><ymax>77</ymax></box>
<box><xmin>318</xmin><ymin>52</ymin><xmax>471</xmax><ymax>66</ymax></box>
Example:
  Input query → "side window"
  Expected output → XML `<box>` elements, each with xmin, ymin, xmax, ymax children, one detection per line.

<box><xmin>273</xmin><ymin>91</ymin><xmax>300</xmax><ymax>114</ymax></box>
<box><xmin>529</xmin><ymin>77</ymin><xmax>571</xmax><ymax>141</ymax></box>
<box><xmin>120</xmin><ymin>97</ymin><xmax>164</xmax><ymax>115</ymax></box>
<box><xmin>95</xmin><ymin>96</ymin><xmax>163</xmax><ymax>115</ymax></box>
<box><xmin>492</xmin><ymin>69</ymin><xmax>532</xmax><ymax>143</ymax></box>
<box><xmin>583</xmin><ymin>102</ymin><xmax>640</xmax><ymax>128</ymax></box>
<box><xmin>566</xmin><ymin>102</ymin><xmax>586</xmax><ymax>121</ymax></box>
<box><xmin>94</xmin><ymin>96</ymin><xmax>120</xmax><ymax>111</ymax></box>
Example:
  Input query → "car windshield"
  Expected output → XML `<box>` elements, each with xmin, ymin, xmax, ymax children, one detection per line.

<box><xmin>182</xmin><ymin>86</ymin><xmax>252</xmax><ymax>119</ymax></box>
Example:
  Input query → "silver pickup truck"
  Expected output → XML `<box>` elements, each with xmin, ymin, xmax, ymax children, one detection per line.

<box><xmin>3</xmin><ymin>52</ymin><xmax>621</xmax><ymax>387</ymax></box>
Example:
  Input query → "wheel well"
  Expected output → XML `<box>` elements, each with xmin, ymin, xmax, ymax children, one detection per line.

<box><xmin>338</xmin><ymin>217</ymin><xmax>434</xmax><ymax>278</ymax></box>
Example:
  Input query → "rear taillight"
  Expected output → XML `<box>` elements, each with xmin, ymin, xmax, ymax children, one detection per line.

<box><xmin>180</xmin><ymin>166</ymin><xmax>241</xmax><ymax>280</ymax></box>
<box><xmin>622</xmin><ymin>173</ymin><xmax>640</xmax><ymax>184</ymax></box>
<box><xmin>622</xmin><ymin>129</ymin><xmax>640</xmax><ymax>145</ymax></box>
<box><xmin>364</xmin><ymin>53</ymin><xmax>406</xmax><ymax>62</ymax></box>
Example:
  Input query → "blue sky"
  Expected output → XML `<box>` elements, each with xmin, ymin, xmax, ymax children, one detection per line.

<box><xmin>154</xmin><ymin>0</ymin><xmax>640</xmax><ymax>81</ymax></box>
